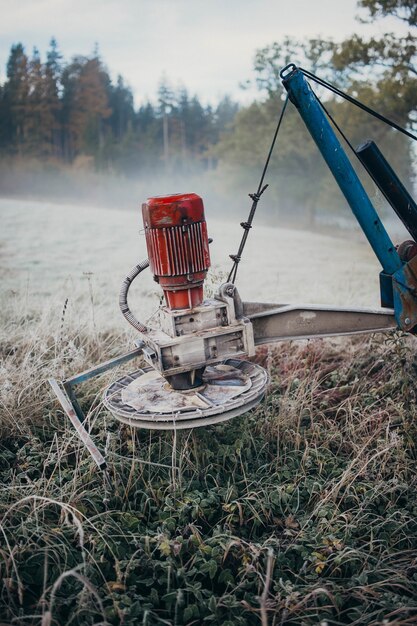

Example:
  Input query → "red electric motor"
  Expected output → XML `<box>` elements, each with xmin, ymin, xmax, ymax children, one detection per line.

<box><xmin>142</xmin><ymin>193</ymin><xmax>211</xmax><ymax>310</ymax></box>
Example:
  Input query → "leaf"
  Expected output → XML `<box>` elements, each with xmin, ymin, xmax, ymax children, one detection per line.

<box><xmin>218</xmin><ymin>569</ymin><xmax>235</xmax><ymax>585</ymax></box>
<box><xmin>208</xmin><ymin>595</ymin><xmax>217</xmax><ymax>612</ymax></box>
<box><xmin>184</xmin><ymin>604</ymin><xmax>199</xmax><ymax>621</ymax></box>
<box><xmin>208</xmin><ymin>559</ymin><xmax>218</xmax><ymax>580</ymax></box>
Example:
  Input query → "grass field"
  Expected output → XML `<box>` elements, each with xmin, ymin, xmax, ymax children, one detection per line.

<box><xmin>1</xmin><ymin>199</ymin><xmax>416</xmax><ymax>625</ymax></box>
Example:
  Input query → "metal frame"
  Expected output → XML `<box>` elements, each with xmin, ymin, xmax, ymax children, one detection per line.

<box><xmin>49</xmin><ymin>64</ymin><xmax>417</xmax><ymax>469</ymax></box>
<box><xmin>281</xmin><ymin>65</ymin><xmax>417</xmax><ymax>332</ymax></box>
<box><xmin>244</xmin><ymin>303</ymin><xmax>396</xmax><ymax>344</ymax></box>
<box><xmin>48</xmin><ymin>344</ymin><xmax>143</xmax><ymax>468</ymax></box>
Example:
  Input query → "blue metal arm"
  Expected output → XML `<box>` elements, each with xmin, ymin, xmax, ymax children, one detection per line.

<box><xmin>281</xmin><ymin>65</ymin><xmax>403</xmax><ymax>277</ymax></box>
<box><xmin>280</xmin><ymin>64</ymin><xmax>417</xmax><ymax>333</ymax></box>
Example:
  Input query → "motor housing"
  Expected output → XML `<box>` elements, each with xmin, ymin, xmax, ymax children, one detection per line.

<box><xmin>138</xmin><ymin>193</ymin><xmax>255</xmax><ymax>390</ymax></box>
<box><xmin>142</xmin><ymin>193</ymin><xmax>211</xmax><ymax>310</ymax></box>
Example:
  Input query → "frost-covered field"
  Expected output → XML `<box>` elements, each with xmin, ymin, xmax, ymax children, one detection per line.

<box><xmin>0</xmin><ymin>197</ymin><xmax>387</xmax><ymax>327</ymax></box>
<box><xmin>1</xmin><ymin>197</ymin><xmax>417</xmax><ymax>626</ymax></box>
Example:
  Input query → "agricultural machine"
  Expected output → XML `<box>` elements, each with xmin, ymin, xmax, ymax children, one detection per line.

<box><xmin>50</xmin><ymin>64</ymin><xmax>417</xmax><ymax>470</ymax></box>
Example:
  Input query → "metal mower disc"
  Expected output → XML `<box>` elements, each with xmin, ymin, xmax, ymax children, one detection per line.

<box><xmin>103</xmin><ymin>359</ymin><xmax>268</xmax><ymax>430</ymax></box>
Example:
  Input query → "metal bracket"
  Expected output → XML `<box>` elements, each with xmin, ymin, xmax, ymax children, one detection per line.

<box><xmin>392</xmin><ymin>255</ymin><xmax>417</xmax><ymax>332</ymax></box>
<box><xmin>49</xmin><ymin>345</ymin><xmax>144</xmax><ymax>468</ymax></box>
<box><xmin>243</xmin><ymin>302</ymin><xmax>396</xmax><ymax>344</ymax></box>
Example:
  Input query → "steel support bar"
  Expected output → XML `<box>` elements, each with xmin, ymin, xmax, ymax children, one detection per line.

<box><xmin>281</xmin><ymin>67</ymin><xmax>403</xmax><ymax>276</ymax></box>
<box><xmin>63</xmin><ymin>345</ymin><xmax>145</xmax><ymax>423</ymax></box>
<box><xmin>63</xmin><ymin>382</ymin><xmax>86</xmax><ymax>424</ymax></box>
<box><xmin>244</xmin><ymin>302</ymin><xmax>396</xmax><ymax>344</ymax></box>
<box><xmin>65</xmin><ymin>345</ymin><xmax>144</xmax><ymax>386</ymax></box>
<box><xmin>49</xmin><ymin>345</ymin><xmax>144</xmax><ymax>467</ymax></box>
<box><xmin>48</xmin><ymin>378</ymin><xmax>107</xmax><ymax>469</ymax></box>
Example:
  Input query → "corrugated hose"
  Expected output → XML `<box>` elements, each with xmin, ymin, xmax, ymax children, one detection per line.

<box><xmin>119</xmin><ymin>259</ymin><xmax>149</xmax><ymax>333</ymax></box>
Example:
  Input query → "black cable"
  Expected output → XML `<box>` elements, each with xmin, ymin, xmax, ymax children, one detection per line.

<box><xmin>309</xmin><ymin>89</ymin><xmax>414</xmax><ymax>239</ymax></box>
<box><xmin>227</xmin><ymin>94</ymin><xmax>289</xmax><ymax>284</ymax></box>
<box><xmin>298</xmin><ymin>67</ymin><xmax>417</xmax><ymax>142</ymax></box>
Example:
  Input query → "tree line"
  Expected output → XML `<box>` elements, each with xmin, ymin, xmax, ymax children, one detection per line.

<box><xmin>217</xmin><ymin>0</ymin><xmax>416</xmax><ymax>222</ymax></box>
<box><xmin>0</xmin><ymin>0</ymin><xmax>415</xmax><ymax>224</ymax></box>
<box><xmin>0</xmin><ymin>40</ymin><xmax>238</xmax><ymax>174</ymax></box>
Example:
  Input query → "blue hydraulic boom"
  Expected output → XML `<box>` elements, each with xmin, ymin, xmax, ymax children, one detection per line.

<box><xmin>281</xmin><ymin>64</ymin><xmax>417</xmax><ymax>334</ymax></box>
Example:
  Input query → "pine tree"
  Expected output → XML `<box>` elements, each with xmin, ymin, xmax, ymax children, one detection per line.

<box><xmin>61</xmin><ymin>54</ymin><xmax>111</xmax><ymax>161</ymax></box>
<box><xmin>26</xmin><ymin>48</ymin><xmax>44</xmax><ymax>154</ymax></box>
<box><xmin>4</xmin><ymin>43</ymin><xmax>30</xmax><ymax>154</ymax></box>
<box><xmin>45</xmin><ymin>38</ymin><xmax>63</xmax><ymax>157</ymax></box>
<box><xmin>0</xmin><ymin>76</ymin><xmax>13</xmax><ymax>152</ymax></box>
<box><xmin>158</xmin><ymin>77</ymin><xmax>176</xmax><ymax>167</ymax></box>
<box><xmin>108</xmin><ymin>75</ymin><xmax>134</xmax><ymax>141</ymax></box>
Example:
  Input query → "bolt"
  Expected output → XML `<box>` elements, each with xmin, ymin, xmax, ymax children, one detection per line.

<box><xmin>405</xmin><ymin>317</ymin><xmax>411</xmax><ymax>325</ymax></box>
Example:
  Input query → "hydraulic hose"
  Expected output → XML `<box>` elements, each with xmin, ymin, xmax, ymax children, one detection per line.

<box><xmin>119</xmin><ymin>259</ymin><xmax>150</xmax><ymax>333</ymax></box>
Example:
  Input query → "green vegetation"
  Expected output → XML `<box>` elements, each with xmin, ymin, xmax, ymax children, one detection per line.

<box><xmin>220</xmin><ymin>0</ymin><xmax>416</xmax><ymax>221</ymax></box>
<box><xmin>1</xmin><ymin>303</ymin><xmax>416</xmax><ymax>625</ymax></box>
<box><xmin>0</xmin><ymin>0</ymin><xmax>415</xmax><ymax>225</ymax></box>
<box><xmin>1</xmin><ymin>2</ymin><xmax>417</xmax><ymax>623</ymax></box>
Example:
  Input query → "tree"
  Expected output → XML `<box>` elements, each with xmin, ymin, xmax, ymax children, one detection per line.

<box><xmin>23</xmin><ymin>47</ymin><xmax>62</xmax><ymax>157</ymax></box>
<box><xmin>4</xmin><ymin>43</ymin><xmax>30</xmax><ymax>154</ymax></box>
<box><xmin>44</xmin><ymin>38</ymin><xmax>63</xmax><ymax>157</ymax></box>
<box><xmin>108</xmin><ymin>75</ymin><xmax>134</xmax><ymax>141</ymax></box>
<box><xmin>253</xmin><ymin>37</ymin><xmax>336</xmax><ymax>96</ymax></box>
<box><xmin>157</xmin><ymin>76</ymin><xmax>176</xmax><ymax>167</ymax></box>
<box><xmin>25</xmin><ymin>47</ymin><xmax>44</xmax><ymax>153</ymax></box>
<box><xmin>0</xmin><ymin>40</ymin><xmax>238</xmax><ymax>176</ymax></box>
<box><xmin>215</xmin><ymin>0</ymin><xmax>416</xmax><ymax>226</ymax></box>
<box><xmin>328</xmin><ymin>6</ymin><xmax>416</xmax><ymax>131</ymax></box>
<box><xmin>0</xmin><ymin>83</ymin><xmax>7</xmax><ymax>151</ymax></box>
<box><xmin>326</xmin><ymin>0</ymin><xmax>416</xmax><ymax>196</ymax></box>
<box><xmin>359</xmin><ymin>0</ymin><xmax>416</xmax><ymax>25</ymax></box>
<box><xmin>178</xmin><ymin>89</ymin><xmax>211</xmax><ymax>169</ymax></box>
<box><xmin>61</xmin><ymin>54</ymin><xmax>111</xmax><ymax>160</ymax></box>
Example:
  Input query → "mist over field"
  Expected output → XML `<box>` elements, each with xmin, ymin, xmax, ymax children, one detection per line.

<box><xmin>0</xmin><ymin>193</ymin><xmax>386</xmax><ymax>324</ymax></box>
<box><xmin>0</xmin><ymin>156</ymin><xmax>411</xmax><ymax>334</ymax></box>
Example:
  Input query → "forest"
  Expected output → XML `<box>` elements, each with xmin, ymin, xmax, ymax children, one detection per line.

<box><xmin>0</xmin><ymin>39</ymin><xmax>238</xmax><ymax>174</ymax></box>
<box><xmin>0</xmin><ymin>0</ymin><xmax>415</xmax><ymax>223</ymax></box>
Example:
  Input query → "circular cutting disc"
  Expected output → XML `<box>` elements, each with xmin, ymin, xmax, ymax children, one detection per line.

<box><xmin>103</xmin><ymin>359</ymin><xmax>268</xmax><ymax>430</ymax></box>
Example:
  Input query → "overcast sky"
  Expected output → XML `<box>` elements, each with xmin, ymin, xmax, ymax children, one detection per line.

<box><xmin>0</xmin><ymin>0</ymin><xmax>408</xmax><ymax>106</ymax></box>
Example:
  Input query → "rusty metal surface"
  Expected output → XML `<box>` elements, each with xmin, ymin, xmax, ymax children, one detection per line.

<box><xmin>103</xmin><ymin>359</ymin><xmax>268</xmax><ymax>430</ymax></box>
<box><xmin>397</xmin><ymin>240</ymin><xmax>417</xmax><ymax>263</ymax></box>
<box><xmin>392</xmin><ymin>254</ymin><xmax>417</xmax><ymax>332</ymax></box>
<box><xmin>142</xmin><ymin>193</ymin><xmax>210</xmax><ymax>310</ymax></box>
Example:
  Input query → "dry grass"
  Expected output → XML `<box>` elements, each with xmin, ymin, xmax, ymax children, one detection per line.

<box><xmin>1</xmin><ymin>300</ymin><xmax>417</xmax><ymax>625</ymax></box>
